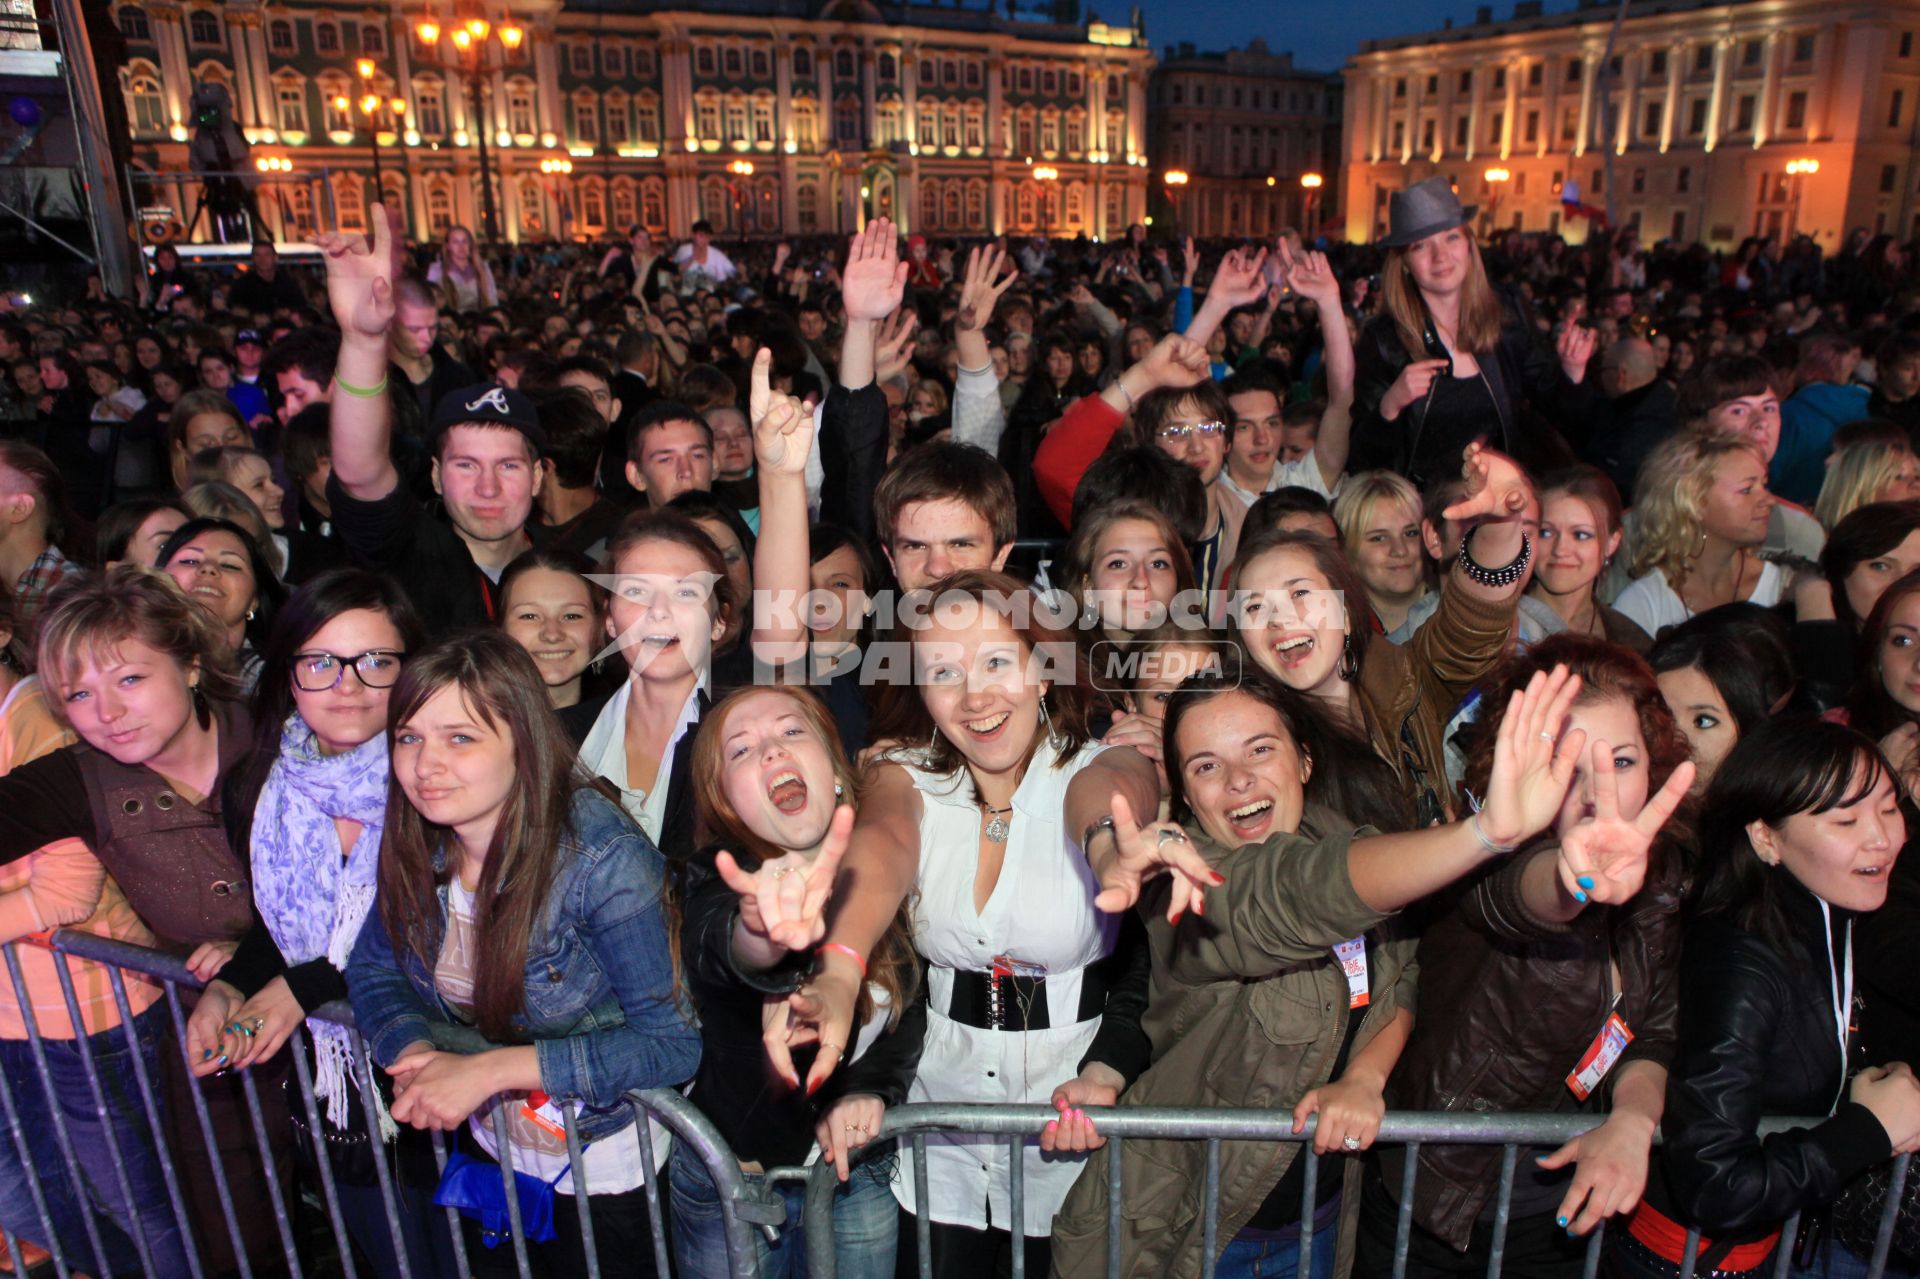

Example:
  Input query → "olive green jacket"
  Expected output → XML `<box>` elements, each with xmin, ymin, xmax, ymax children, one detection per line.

<box><xmin>1050</xmin><ymin>813</ymin><xmax>1418</xmax><ymax>1279</ymax></box>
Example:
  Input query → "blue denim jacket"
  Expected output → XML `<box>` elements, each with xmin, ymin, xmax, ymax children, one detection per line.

<box><xmin>346</xmin><ymin>786</ymin><xmax>700</xmax><ymax>1142</ymax></box>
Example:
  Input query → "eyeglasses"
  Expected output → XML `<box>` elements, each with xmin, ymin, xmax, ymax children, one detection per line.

<box><xmin>1154</xmin><ymin>421</ymin><xmax>1227</xmax><ymax>442</ymax></box>
<box><xmin>290</xmin><ymin>650</ymin><xmax>405</xmax><ymax>692</ymax></box>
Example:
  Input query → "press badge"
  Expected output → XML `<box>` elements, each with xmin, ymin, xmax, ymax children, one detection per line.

<box><xmin>1565</xmin><ymin>1012</ymin><xmax>1634</xmax><ymax>1101</ymax></box>
<box><xmin>1332</xmin><ymin>938</ymin><xmax>1369</xmax><ymax>1010</ymax></box>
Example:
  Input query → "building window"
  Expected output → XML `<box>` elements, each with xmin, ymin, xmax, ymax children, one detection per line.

<box><xmin>1065</xmin><ymin>113</ymin><xmax>1083</xmax><ymax>153</ymax></box>
<box><xmin>1493</xmin><ymin>68</ymin><xmax>1505</xmax><ymax>91</ymax></box>
<box><xmin>1591</xmin><ymin>167</ymin><xmax>1603</xmax><ymax>194</ymax></box>
<box><xmin>334</xmin><ymin>178</ymin><xmax>365</xmax><ymax>232</ymax></box>
<box><xmin>877</xmin><ymin>51</ymin><xmax>896</xmax><ymax>82</ymax></box>
<box><xmin>1041</xmin><ymin>68</ymin><xmax>1057</xmax><ymax>95</ymax></box>
<box><xmin>118</xmin><ymin>6</ymin><xmax>151</xmax><ymax>42</ymax></box>
<box><xmin>965</xmin><ymin>61</ymin><xmax>981</xmax><ymax>89</ymax></box>
<box><xmin>1735</xmin><ymin>94</ymin><xmax>1755</xmax><ymax>132</ymax></box>
<box><xmin>1458</xmin><ymin>70</ymin><xmax>1472</xmax><ymax>93</ymax></box>
<box><xmin>314</xmin><ymin>19</ymin><xmax>339</xmax><ymax>54</ymax></box>
<box><xmin>792</xmin><ymin>99</ymin><xmax>817</xmax><ymax>149</ymax></box>
<box><xmin>1421</xmin><ymin>118</ymin><xmax>1436</xmax><ymax>151</ymax></box>
<box><xmin>1561</xmin><ymin>106</ymin><xmax>1579</xmax><ymax>142</ymax></box>
<box><xmin>1884</xmin><ymin>163</ymin><xmax>1900</xmax><ymax>193</ymax></box>
<box><xmin>751</xmin><ymin>49</ymin><xmax>770</xmax><ymax>78</ymax></box>
<box><xmin>1892</xmin><ymin>90</ymin><xmax>1906</xmax><ymax>129</ymax></box>
<box><xmin>1643</xmin><ymin>101</ymin><xmax>1662</xmax><ymax>137</ymax></box>
<box><xmin>322</xmin><ymin>88</ymin><xmax>350</xmax><ymax>132</ymax></box>
<box><xmin>966</xmin><ymin>107</ymin><xmax>984</xmax><ymax>149</ymax></box>
<box><xmin>270</xmin><ymin>19</ymin><xmax>294</xmax><ymax>52</ymax></box>
<box><xmin>571</xmin><ymin>44</ymin><xmax>592</xmax><ymax>77</ymax></box>
<box><xmin>753</xmin><ymin>97</ymin><xmax>774</xmax><ymax>144</ymax></box>
<box><xmin>918</xmin><ymin>107</ymin><xmax>937</xmax><ymax>148</ymax></box>
<box><xmin>582</xmin><ymin>181</ymin><xmax>606</xmax><ymax>230</ymax></box>
<box><xmin>1528</xmin><ymin>63</ymin><xmax>1542</xmax><ymax>86</ymax></box>
<box><xmin>1067</xmin><ymin>71</ymin><xmax>1082</xmax><ymax>96</ymax></box>
<box><xmin>944</xmin><ymin>59</ymin><xmax>959</xmax><ymax>87</ymax></box>
<box><xmin>427</xmin><ymin>185</ymin><xmax>453</xmax><ymax>235</ymax></box>
<box><xmin>635</xmin><ymin>48</ymin><xmax>657</xmax><ymax>78</ymax></box>
<box><xmin>696</xmin><ymin>46</ymin><xmax>716</xmax><ymax>76</ymax></box>
<box><xmin>125</xmin><ymin>73</ymin><xmax>166</xmax><ymax>134</ymax></box>
<box><xmin>792</xmin><ymin>47</ymin><xmax>812</xmax><ymax>79</ymax></box>
<box><xmin>1454</xmin><ymin>116</ymin><xmax>1469</xmax><ymax>148</ymax></box>
<box><xmin>836</xmin><ymin>49</ymin><xmax>854</xmax><ymax>80</ymax></box>
<box><xmin>415</xmin><ymin>84</ymin><xmax>443</xmax><ymax>135</ymax></box>
<box><xmin>920</xmin><ymin>181</ymin><xmax>939</xmax><ymax>229</ymax></box>
<box><xmin>189</xmin><ymin>8</ymin><xmax>222</xmax><ymax>45</ymax></box>
<box><xmin>1650</xmin><ymin>49</ymin><xmax>1666</xmax><ymax>76</ymax></box>
<box><xmin>1677</xmin><ymin>164</ymin><xmax>1690</xmax><ymax>192</ymax></box>
<box><xmin>1904</xmin><ymin>31</ymin><xmax>1916</xmax><ymax>58</ymax></box>
<box><xmin>1017</xmin><ymin>65</ymin><xmax>1033</xmax><ymax>93</ymax></box>
<box><xmin>1688</xmin><ymin>98</ymin><xmax>1708</xmax><ymax>134</ymax></box>
<box><xmin>362</xmin><ymin>23</ymin><xmax>385</xmax><ymax>55</ymax></box>
<box><xmin>636</xmin><ymin>95</ymin><xmax>660</xmax><ymax>143</ymax></box>
<box><xmin>1394</xmin><ymin>77</ymin><xmax>1406</xmax><ymax>100</ymax></box>
<box><xmin>1793</xmin><ymin>33</ymin><xmax>1815</xmax><ymax>61</ymax></box>
<box><xmin>724</xmin><ymin>47</ymin><xmax>743</xmax><ymax>78</ymax></box>
<box><xmin>573</xmin><ymin>97</ymin><xmax>598</xmax><ymax>143</ymax></box>
<box><xmin>796</xmin><ymin>182</ymin><xmax>818</xmax><ymax>231</ymax></box>
<box><xmin>602</xmin><ymin>47</ymin><xmax>625</xmax><ymax>79</ymax></box>
<box><xmin>1104</xmin><ymin>111</ymin><xmax>1122</xmax><ymax>155</ymax></box>
<box><xmin>1567</xmin><ymin>57</ymin><xmax>1582</xmax><ymax>83</ymax></box>
<box><xmin>1017</xmin><ymin>112</ymin><xmax>1034</xmax><ymax>154</ymax></box>
<box><xmin>1631</xmin><ymin>167</ymin><xmax>1645</xmax><ymax>193</ymax></box>
<box><xmin>276</xmin><ymin>82</ymin><xmax>308</xmax><ymax>134</ymax></box>
<box><xmin>641</xmin><ymin>179</ymin><xmax>666</xmax><ymax>230</ymax></box>
<box><xmin>612</xmin><ymin>181</ymin><xmax>636</xmax><ymax>227</ymax></box>
<box><xmin>1040</xmin><ymin>110</ymin><xmax>1059</xmax><ymax>153</ymax></box>
<box><xmin>696</xmin><ymin>97</ymin><xmax>720</xmax><ymax>140</ymax></box>
<box><xmin>1489</xmin><ymin>110</ymin><xmax>1503</xmax><ymax>144</ymax></box>
<box><xmin>1524</xmin><ymin>109</ymin><xmax>1539</xmax><ymax>143</ymax></box>
<box><xmin>835</xmin><ymin>96</ymin><xmax>860</xmax><ymax>144</ymax></box>
<box><xmin>1742</xmin><ymin>39</ymin><xmax>1762</xmax><ymax>67</ymax></box>
<box><xmin>1425</xmin><ymin>74</ymin><xmax>1438</xmax><ymax>95</ymax></box>
<box><xmin>1786</xmin><ymin>89</ymin><xmax>1807</xmax><ymax>129</ymax></box>
<box><xmin>1391</xmin><ymin>120</ymin><xmax>1406</xmax><ymax>152</ymax></box>
<box><xmin>725</xmin><ymin>97</ymin><xmax>749</xmax><ymax>143</ymax></box>
<box><xmin>1694</xmin><ymin>45</ymin><xmax>1712</xmax><ymax>72</ymax></box>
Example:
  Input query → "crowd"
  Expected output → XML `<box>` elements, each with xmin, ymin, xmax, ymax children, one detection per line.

<box><xmin>5</xmin><ymin>170</ymin><xmax>1920</xmax><ymax>1279</ymax></box>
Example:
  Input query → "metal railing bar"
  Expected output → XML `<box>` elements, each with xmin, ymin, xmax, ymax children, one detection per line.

<box><xmin>486</xmin><ymin>1099</ymin><xmax>535</xmax><ymax>1279</ymax></box>
<box><xmin>562</xmin><ymin>1101</ymin><xmax>602</xmax><ymax>1279</ymax></box>
<box><xmin>286</xmin><ymin>1026</ymin><xmax>359</xmax><ymax>1279</ymax></box>
<box><xmin>162</xmin><ymin>983</ymin><xmax>253</xmax><ymax>1279</ymax></box>
<box><xmin>345</xmin><ymin>1029</ymin><xmax>408</xmax><ymax>1279</ymax></box>
<box><xmin>1393</xmin><ymin>1142</ymin><xmax>1419</xmax><ymax>1279</ymax></box>
<box><xmin>1484</xmin><ymin>1143</ymin><xmax>1517</xmax><ymax>1278</ymax></box>
<box><xmin>103</xmin><ymin>962</ymin><xmax>203</xmax><ymax>1279</ymax></box>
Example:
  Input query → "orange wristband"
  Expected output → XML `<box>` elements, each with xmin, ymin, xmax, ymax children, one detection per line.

<box><xmin>819</xmin><ymin>942</ymin><xmax>867</xmax><ymax>977</ymax></box>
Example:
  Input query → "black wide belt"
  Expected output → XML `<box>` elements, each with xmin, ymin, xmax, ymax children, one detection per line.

<box><xmin>941</xmin><ymin>956</ymin><xmax>1112</xmax><ymax>1032</ymax></box>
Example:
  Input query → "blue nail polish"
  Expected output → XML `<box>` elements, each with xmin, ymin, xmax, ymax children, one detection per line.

<box><xmin>201</xmin><ymin>1048</ymin><xmax>211</xmax><ymax>1060</ymax></box>
<box><xmin>1572</xmin><ymin>889</ymin><xmax>1588</xmax><ymax>903</ymax></box>
<box><xmin>1556</xmin><ymin>1216</ymin><xmax>1568</xmax><ymax>1227</ymax></box>
<box><xmin>1577</xmin><ymin>875</ymin><xmax>1595</xmax><ymax>890</ymax></box>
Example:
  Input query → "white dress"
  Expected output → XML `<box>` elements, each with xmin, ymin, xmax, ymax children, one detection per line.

<box><xmin>889</xmin><ymin>738</ymin><xmax>1117</xmax><ymax>1236</ymax></box>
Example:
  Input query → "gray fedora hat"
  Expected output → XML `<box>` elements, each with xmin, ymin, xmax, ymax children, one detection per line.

<box><xmin>1379</xmin><ymin>175</ymin><xmax>1477</xmax><ymax>248</ymax></box>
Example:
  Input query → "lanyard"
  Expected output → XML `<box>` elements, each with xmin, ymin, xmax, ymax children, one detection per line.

<box><xmin>1818</xmin><ymin>899</ymin><xmax>1856</xmax><ymax>1114</ymax></box>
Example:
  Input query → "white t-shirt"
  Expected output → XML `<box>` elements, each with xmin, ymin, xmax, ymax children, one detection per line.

<box><xmin>1214</xmin><ymin>453</ymin><xmax>1337</xmax><ymax>508</ymax></box>
<box><xmin>1612</xmin><ymin>560</ymin><xmax>1786</xmax><ymax>638</ymax></box>
<box><xmin>888</xmin><ymin>739</ymin><xmax>1116</xmax><ymax>1236</ymax></box>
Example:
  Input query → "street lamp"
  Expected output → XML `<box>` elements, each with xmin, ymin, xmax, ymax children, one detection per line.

<box><xmin>1163</xmin><ymin>167</ymin><xmax>1189</xmax><ymax>235</ymax></box>
<box><xmin>1032</xmin><ymin>163</ymin><xmax>1058</xmax><ymax>235</ymax></box>
<box><xmin>1786</xmin><ymin>157</ymin><xmax>1820</xmax><ymax>238</ymax></box>
<box><xmin>417</xmin><ymin>9</ymin><xmax>527</xmax><ymax>243</ymax></box>
<box><xmin>722</xmin><ymin>158</ymin><xmax>755</xmax><ymax>233</ymax></box>
<box><xmin>1300</xmin><ymin>171</ymin><xmax>1323</xmax><ymax>238</ymax></box>
<box><xmin>1484</xmin><ymin>165</ymin><xmax>1511</xmax><ymax>229</ymax></box>
<box><xmin>254</xmin><ymin>155</ymin><xmax>294</xmax><ymax>240</ymax></box>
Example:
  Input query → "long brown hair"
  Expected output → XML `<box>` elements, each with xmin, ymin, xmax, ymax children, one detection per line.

<box><xmin>375</xmin><ymin>629</ymin><xmax>596</xmax><ymax>1042</ymax></box>
<box><xmin>689</xmin><ymin>685</ymin><xmax>919</xmax><ymax>1026</ymax></box>
<box><xmin>1059</xmin><ymin>499</ymin><xmax>1197</xmax><ymax>632</ymax></box>
<box><xmin>1381</xmin><ymin>236</ymin><xmax>1504</xmax><ymax>361</ymax></box>
<box><xmin>866</xmin><ymin>569</ymin><xmax>1095</xmax><ymax>776</ymax></box>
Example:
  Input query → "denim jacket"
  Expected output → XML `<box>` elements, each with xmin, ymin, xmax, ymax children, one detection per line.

<box><xmin>346</xmin><ymin>786</ymin><xmax>700</xmax><ymax>1142</ymax></box>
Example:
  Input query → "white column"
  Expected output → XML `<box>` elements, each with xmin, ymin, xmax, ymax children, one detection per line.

<box><xmin>860</xmin><ymin>44</ymin><xmax>876</xmax><ymax>147</ymax></box>
<box><xmin>1705</xmin><ymin>37</ymin><xmax>1730</xmax><ymax>151</ymax></box>
<box><xmin>1465</xmin><ymin>66</ymin><xmax>1484</xmax><ymax>161</ymax></box>
<box><xmin>1575</xmin><ymin>50</ymin><xmax>1597</xmax><ymax>156</ymax></box>
<box><xmin>1539</xmin><ymin>52</ymin><xmax>1559</xmax><ymax>158</ymax></box>
<box><xmin>1808</xmin><ymin>25</ymin><xmax>1837</xmax><ymax>140</ymax></box>
<box><xmin>226</xmin><ymin>21</ymin><xmax>257</xmax><ymax>130</ymax></box>
<box><xmin>152</xmin><ymin>5</ymin><xmax>192</xmax><ymax>134</ymax></box>
<box><xmin>1659</xmin><ymin>42</ymin><xmax>1683</xmax><ymax>151</ymax></box>
<box><xmin>987</xmin><ymin>52</ymin><xmax>1004</xmax><ymax>155</ymax></box>
<box><xmin>1615</xmin><ymin>49</ymin><xmax>1639</xmax><ymax>152</ymax></box>
<box><xmin>1127</xmin><ymin>65</ymin><xmax>1145</xmax><ymax>159</ymax></box>
<box><xmin>534</xmin><ymin>29</ymin><xmax>563</xmax><ymax>141</ymax></box>
<box><xmin>775</xmin><ymin>35</ymin><xmax>793</xmax><ymax>151</ymax></box>
<box><xmin>1754</xmin><ymin>31</ymin><xmax>1782</xmax><ymax>147</ymax></box>
<box><xmin>901</xmin><ymin>40</ymin><xmax>917</xmax><ymax>152</ymax></box>
<box><xmin>1501</xmin><ymin>60</ymin><xmax>1520</xmax><ymax>158</ymax></box>
<box><xmin>1404</xmin><ymin>68</ymin><xmax>1420</xmax><ymax>162</ymax></box>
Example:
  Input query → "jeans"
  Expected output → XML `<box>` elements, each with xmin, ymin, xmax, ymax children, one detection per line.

<box><xmin>670</xmin><ymin>1140</ymin><xmax>899</xmax><ymax>1279</ymax></box>
<box><xmin>1215</xmin><ymin>1197</ymin><xmax>1342</xmax><ymax>1279</ymax></box>
<box><xmin>0</xmin><ymin>1006</ymin><xmax>193</xmax><ymax>1277</ymax></box>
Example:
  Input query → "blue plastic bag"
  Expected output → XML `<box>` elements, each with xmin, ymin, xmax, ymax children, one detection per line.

<box><xmin>433</xmin><ymin>1149</ymin><xmax>570</xmax><ymax>1248</ymax></box>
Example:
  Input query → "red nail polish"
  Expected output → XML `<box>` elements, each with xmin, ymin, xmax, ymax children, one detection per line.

<box><xmin>1211</xmin><ymin>871</ymin><xmax>1227</xmax><ymax>885</ymax></box>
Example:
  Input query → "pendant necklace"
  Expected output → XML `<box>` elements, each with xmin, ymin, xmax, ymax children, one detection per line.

<box><xmin>982</xmin><ymin>803</ymin><xmax>1013</xmax><ymax>844</ymax></box>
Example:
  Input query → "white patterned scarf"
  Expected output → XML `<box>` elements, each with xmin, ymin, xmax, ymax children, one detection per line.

<box><xmin>250</xmin><ymin>713</ymin><xmax>394</xmax><ymax>1136</ymax></box>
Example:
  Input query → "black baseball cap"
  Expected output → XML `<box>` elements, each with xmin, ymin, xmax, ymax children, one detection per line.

<box><xmin>430</xmin><ymin>382</ymin><xmax>546</xmax><ymax>453</ymax></box>
<box><xmin>235</xmin><ymin>328</ymin><xmax>264</xmax><ymax>346</ymax></box>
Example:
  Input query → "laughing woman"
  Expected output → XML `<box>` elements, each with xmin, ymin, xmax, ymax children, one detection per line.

<box><xmin>790</xmin><ymin>571</ymin><xmax>1161</xmax><ymax>1279</ymax></box>
<box><xmin>1049</xmin><ymin>660</ymin><xmax>1687</xmax><ymax>1279</ymax></box>
<box><xmin>346</xmin><ymin>631</ymin><xmax>701</xmax><ymax>1278</ymax></box>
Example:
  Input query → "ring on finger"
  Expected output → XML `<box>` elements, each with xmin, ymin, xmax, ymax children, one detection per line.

<box><xmin>1342</xmin><ymin>1135</ymin><xmax>1362</xmax><ymax>1152</ymax></box>
<box><xmin>1156</xmin><ymin>827</ymin><xmax>1188</xmax><ymax>848</ymax></box>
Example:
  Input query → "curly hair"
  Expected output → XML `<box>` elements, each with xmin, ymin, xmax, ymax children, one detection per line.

<box><xmin>1460</xmin><ymin>633</ymin><xmax>1694</xmax><ymax>850</ymax></box>
<box><xmin>1628</xmin><ymin>429</ymin><xmax>1768</xmax><ymax>587</ymax></box>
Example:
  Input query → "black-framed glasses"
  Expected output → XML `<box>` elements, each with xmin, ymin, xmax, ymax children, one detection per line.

<box><xmin>289</xmin><ymin>650</ymin><xmax>405</xmax><ymax>692</ymax></box>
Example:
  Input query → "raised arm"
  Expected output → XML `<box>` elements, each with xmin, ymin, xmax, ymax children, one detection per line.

<box><xmin>748</xmin><ymin>347</ymin><xmax>817</xmax><ymax>669</ymax></box>
<box><xmin>318</xmin><ymin>201</ymin><xmax>400</xmax><ymax>501</ymax></box>
<box><xmin>837</xmin><ymin>217</ymin><xmax>909</xmax><ymax>392</ymax></box>
<box><xmin>1182</xmin><ymin>246</ymin><xmax>1269</xmax><ymax>353</ymax></box>
<box><xmin>1283</xmin><ymin>245</ymin><xmax>1356</xmax><ymax>488</ymax></box>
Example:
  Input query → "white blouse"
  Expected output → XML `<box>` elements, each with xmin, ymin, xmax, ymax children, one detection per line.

<box><xmin>888</xmin><ymin>738</ymin><xmax>1117</xmax><ymax>1236</ymax></box>
<box><xmin>1613</xmin><ymin>561</ymin><xmax>1786</xmax><ymax>638</ymax></box>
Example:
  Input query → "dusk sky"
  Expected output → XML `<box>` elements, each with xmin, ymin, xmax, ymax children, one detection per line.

<box><xmin>1124</xmin><ymin>0</ymin><xmax>1556</xmax><ymax>73</ymax></box>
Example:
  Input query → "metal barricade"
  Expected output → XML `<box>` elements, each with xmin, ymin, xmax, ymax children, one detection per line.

<box><xmin>790</xmin><ymin>1105</ymin><xmax>1917</xmax><ymax>1279</ymax></box>
<box><xmin>0</xmin><ymin>928</ymin><xmax>777</xmax><ymax>1279</ymax></box>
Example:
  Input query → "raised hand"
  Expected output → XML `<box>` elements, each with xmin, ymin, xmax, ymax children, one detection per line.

<box><xmin>1478</xmin><ymin>665</ymin><xmax>1586</xmax><ymax>851</ymax></box>
<box><xmin>1181</xmin><ymin>235</ymin><xmax>1198</xmax><ymax>287</ymax></box>
<box><xmin>1557</xmin><ymin>747</ymin><xmax>1694</xmax><ymax>906</ymax></box>
<box><xmin>1134</xmin><ymin>332</ymin><xmax>1212</xmax><ymax>391</ymax></box>
<box><xmin>1442</xmin><ymin>442</ymin><xmax>1533</xmax><ymax>523</ymax></box>
<box><xmin>713</xmin><ymin>804</ymin><xmax>853</xmax><ymax>954</ymax></box>
<box><xmin>1090</xmin><ymin>791</ymin><xmax>1223</xmax><ymax>924</ymax></box>
<box><xmin>1283</xmin><ymin>245</ymin><xmax>1342</xmax><ymax>309</ymax></box>
<box><xmin>316</xmin><ymin>201</ymin><xmax>396</xmax><ymax>340</ymax></box>
<box><xmin>956</xmin><ymin>244</ymin><xmax>1019</xmax><ymax>336</ymax></box>
<box><xmin>748</xmin><ymin>348</ymin><xmax>815</xmax><ymax>476</ymax></box>
<box><xmin>1557</xmin><ymin>321</ymin><xmax>1597</xmax><ymax>384</ymax></box>
<box><xmin>874</xmin><ymin>308</ymin><xmax>919</xmax><ymax>384</ymax></box>
<box><xmin>842</xmin><ymin>217</ymin><xmax>909</xmax><ymax>322</ymax></box>
<box><xmin>1205</xmin><ymin>246</ymin><xmax>1272</xmax><ymax>311</ymax></box>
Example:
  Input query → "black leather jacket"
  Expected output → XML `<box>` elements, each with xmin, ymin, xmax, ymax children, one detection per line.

<box><xmin>1646</xmin><ymin>875</ymin><xmax>1893</xmax><ymax>1241</ymax></box>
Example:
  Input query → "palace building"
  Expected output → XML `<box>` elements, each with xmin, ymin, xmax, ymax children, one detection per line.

<box><xmin>107</xmin><ymin>0</ymin><xmax>1155</xmax><ymax>245</ymax></box>
<box><xmin>1341</xmin><ymin>0</ymin><xmax>1920</xmax><ymax>249</ymax></box>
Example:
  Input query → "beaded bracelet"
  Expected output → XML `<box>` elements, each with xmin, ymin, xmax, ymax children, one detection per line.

<box><xmin>1457</xmin><ymin>529</ymin><xmax>1532</xmax><ymax>590</ymax></box>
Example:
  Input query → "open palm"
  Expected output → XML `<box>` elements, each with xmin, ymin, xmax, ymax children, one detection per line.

<box><xmin>842</xmin><ymin>218</ymin><xmax>908</xmax><ymax>322</ymax></box>
<box><xmin>316</xmin><ymin>200</ymin><xmax>395</xmax><ymax>339</ymax></box>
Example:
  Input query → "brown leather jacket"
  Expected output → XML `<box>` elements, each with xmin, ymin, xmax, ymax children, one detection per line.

<box><xmin>1382</xmin><ymin>844</ymin><xmax>1683</xmax><ymax>1249</ymax></box>
<box><xmin>1051</xmin><ymin>814</ymin><xmax>1416</xmax><ymax>1279</ymax></box>
<box><xmin>1357</xmin><ymin>567</ymin><xmax>1520</xmax><ymax>826</ymax></box>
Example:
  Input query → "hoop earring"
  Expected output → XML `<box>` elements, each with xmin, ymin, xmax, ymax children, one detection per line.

<box><xmin>1338</xmin><ymin>633</ymin><xmax>1359</xmax><ymax>682</ymax></box>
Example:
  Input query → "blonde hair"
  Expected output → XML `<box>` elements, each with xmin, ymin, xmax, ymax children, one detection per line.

<box><xmin>35</xmin><ymin>564</ymin><xmax>241</xmax><ymax>721</ymax></box>
<box><xmin>1629</xmin><ymin>430</ymin><xmax>1769</xmax><ymax>586</ymax></box>
<box><xmin>1381</xmin><ymin>235</ymin><xmax>1505</xmax><ymax>361</ymax></box>
<box><xmin>1333</xmin><ymin>470</ymin><xmax>1424</xmax><ymax>550</ymax></box>
<box><xmin>1815</xmin><ymin>439</ymin><xmax>1915</xmax><ymax>530</ymax></box>
<box><xmin>181</xmin><ymin>481</ymin><xmax>284</xmax><ymax>578</ymax></box>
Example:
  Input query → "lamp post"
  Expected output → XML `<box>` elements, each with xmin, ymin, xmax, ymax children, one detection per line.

<box><xmin>416</xmin><ymin>11</ymin><xmax>525</xmax><ymax>244</ymax></box>
<box><xmin>726</xmin><ymin>158</ymin><xmax>754</xmax><ymax>235</ymax></box>
<box><xmin>1484</xmin><ymin>166</ymin><xmax>1511</xmax><ymax>231</ymax></box>
<box><xmin>1163</xmin><ymin>167</ymin><xmax>1189</xmax><ymax>236</ymax></box>
<box><xmin>540</xmin><ymin>155</ymin><xmax>572</xmax><ymax>238</ymax></box>
<box><xmin>254</xmin><ymin>154</ymin><xmax>294</xmax><ymax>241</ymax></box>
<box><xmin>1300</xmin><ymin>171</ymin><xmax>1323</xmax><ymax>239</ymax></box>
<box><xmin>1785</xmin><ymin>157</ymin><xmax>1819</xmax><ymax>239</ymax></box>
<box><xmin>1032</xmin><ymin>163</ymin><xmax>1058</xmax><ymax>236</ymax></box>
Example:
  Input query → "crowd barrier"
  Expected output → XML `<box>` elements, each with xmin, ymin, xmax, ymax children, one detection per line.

<box><xmin>0</xmin><ymin>928</ymin><xmax>1910</xmax><ymax>1279</ymax></box>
